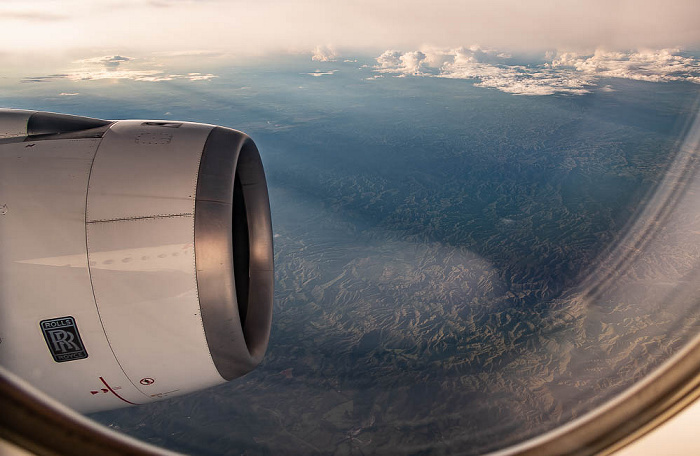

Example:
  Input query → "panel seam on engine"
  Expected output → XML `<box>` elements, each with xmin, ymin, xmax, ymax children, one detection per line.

<box><xmin>87</xmin><ymin>213</ymin><xmax>193</xmax><ymax>224</ymax></box>
<box><xmin>84</xmin><ymin>128</ymin><xmax>150</xmax><ymax>402</ymax></box>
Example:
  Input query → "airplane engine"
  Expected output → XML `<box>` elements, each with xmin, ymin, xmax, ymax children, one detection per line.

<box><xmin>0</xmin><ymin>109</ymin><xmax>273</xmax><ymax>413</ymax></box>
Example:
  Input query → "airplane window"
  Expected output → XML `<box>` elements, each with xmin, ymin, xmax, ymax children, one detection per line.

<box><xmin>1</xmin><ymin>1</ymin><xmax>699</xmax><ymax>455</ymax></box>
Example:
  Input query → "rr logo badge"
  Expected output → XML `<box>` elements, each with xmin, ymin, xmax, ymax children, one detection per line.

<box><xmin>40</xmin><ymin>317</ymin><xmax>88</xmax><ymax>362</ymax></box>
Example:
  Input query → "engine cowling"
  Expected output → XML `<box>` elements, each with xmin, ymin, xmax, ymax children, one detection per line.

<box><xmin>0</xmin><ymin>109</ymin><xmax>273</xmax><ymax>413</ymax></box>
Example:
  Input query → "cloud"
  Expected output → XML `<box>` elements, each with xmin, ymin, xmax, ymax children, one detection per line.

<box><xmin>76</xmin><ymin>55</ymin><xmax>132</xmax><ymax>70</ymax></box>
<box><xmin>22</xmin><ymin>55</ymin><xmax>217</xmax><ymax>83</ymax></box>
<box><xmin>373</xmin><ymin>47</ymin><xmax>700</xmax><ymax>96</ymax></box>
<box><xmin>376</xmin><ymin>45</ymin><xmax>517</xmax><ymax>75</ymax></box>
<box><xmin>61</xmin><ymin>70</ymin><xmax>217</xmax><ymax>82</ymax></box>
<box><xmin>462</xmin><ymin>67</ymin><xmax>593</xmax><ymax>96</ymax></box>
<box><xmin>375</xmin><ymin>46</ymin><xmax>593</xmax><ymax>95</ymax></box>
<box><xmin>550</xmin><ymin>49</ymin><xmax>700</xmax><ymax>84</ymax></box>
<box><xmin>375</xmin><ymin>50</ymin><xmax>402</xmax><ymax>70</ymax></box>
<box><xmin>376</xmin><ymin>50</ymin><xmax>434</xmax><ymax>76</ymax></box>
<box><xmin>312</xmin><ymin>45</ymin><xmax>338</xmax><ymax>62</ymax></box>
<box><xmin>307</xmin><ymin>70</ymin><xmax>338</xmax><ymax>77</ymax></box>
<box><xmin>449</xmin><ymin>45</ymin><xmax>512</xmax><ymax>65</ymax></box>
<box><xmin>21</xmin><ymin>74</ymin><xmax>69</xmax><ymax>83</ymax></box>
<box><xmin>59</xmin><ymin>92</ymin><xmax>79</xmax><ymax>96</ymax></box>
<box><xmin>102</xmin><ymin>55</ymin><xmax>131</xmax><ymax>69</ymax></box>
<box><xmin>184</xmin><ymin>72</ymin><xmax>216</xmax><ymax>81</ymax></box>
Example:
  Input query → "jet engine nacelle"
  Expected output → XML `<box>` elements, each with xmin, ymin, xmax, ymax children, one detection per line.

<box><xmin>0</xmin><ymin>109</ymin><xmax>273</xmax><ymax>413</ymax></box>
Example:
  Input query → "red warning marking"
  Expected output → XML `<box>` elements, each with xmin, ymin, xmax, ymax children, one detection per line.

<box><xmin>90</xmin><ymin>391</ymin><xmax>99</xmax><ymax>395</ymax></box>
<box><xmin>101</xmin><ymin>388</ymin><xmax>108</xmax><ymax>393</ymax></box>
<box><xmin>140</xmin><ymin>377</ymin><xmax>155</xmax><ymax>386</ymax></box>
<box><xmin>99</xmin><ymin>377</ymin><xmax>139</xmax><ymax>406</ymax></box>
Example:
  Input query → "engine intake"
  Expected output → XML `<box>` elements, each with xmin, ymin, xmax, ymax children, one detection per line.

<box><xmin>195</xmin><ymin>127</ymin><xmax>274</xmax><ymax>380</ymax></box>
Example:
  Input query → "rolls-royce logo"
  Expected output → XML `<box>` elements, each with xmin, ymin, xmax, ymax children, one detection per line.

<box><xmin>40</xmin><ymin>317</ymin><xmax>88</xmax><ymax>362</ymax></box>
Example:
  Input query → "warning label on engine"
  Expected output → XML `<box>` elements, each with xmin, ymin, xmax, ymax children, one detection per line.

<box><xmin>40</xmin><ymin>317</ymin><xmax>88</xmax><ymax>362</ymax></box>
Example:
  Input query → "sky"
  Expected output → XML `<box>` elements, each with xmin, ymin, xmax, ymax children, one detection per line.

<box><xmin>1</xmin><ymin>1</ymin><xmax>700</xmax><ymax>96</ymax></box>
<box><xmin>1</xmin><ymin>0</ymin><xmax>699</xmax><ymax>59</ymax></box>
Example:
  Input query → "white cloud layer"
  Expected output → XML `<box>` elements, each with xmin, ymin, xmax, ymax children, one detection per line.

<box><xmin>77</xmin><ymin>55</ymin><xmax>132</xmax><ymax>68</ymax></box>
<box><xmin>550</xmin><ymin>49</ymin><xmax>700</xmax><ymax>84</ymax></box>
<box><xmin>307</xmin><ymin>70</ymin><xmax>338</xmax><ymax>77</ymax></box>
<box><xmin>374</xmin><ymin>47</ymin><xmax>700</xmax><ymax>96</ymax></box>
<box><xmin>21</xmin><ymin>55</ymin><xmax>216</xmax><ymax>83</ymax></box>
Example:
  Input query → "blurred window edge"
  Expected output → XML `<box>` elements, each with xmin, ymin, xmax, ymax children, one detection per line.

<box><xmin>2</xmin><ymin>333</ymin><xmax>700</xmax><ymax>456</ymax></box>
<box><xmin>0</xmin><ymin>366</ymin><xmax>178</xmax><ymax>456</ymax></box>
<box><xmin>494</xmin><ymin>332</ymin><xmax>700</xmax><ymax>456</ymax></box>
